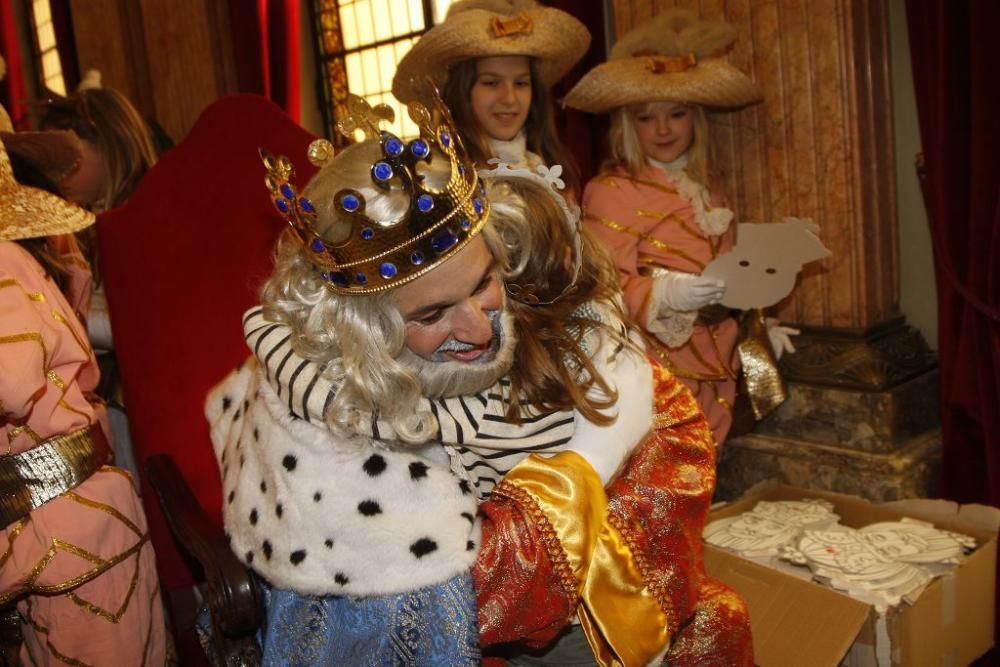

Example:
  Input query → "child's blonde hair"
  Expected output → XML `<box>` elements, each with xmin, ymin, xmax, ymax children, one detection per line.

<box><xmin>605</xmin><ymin>102</ymin><xmax>712</xmax><ymax>185</ymax></box>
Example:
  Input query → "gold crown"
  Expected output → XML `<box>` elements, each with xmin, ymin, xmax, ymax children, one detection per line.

<box><xmin>261</xmin><ymin>95</ymin><xmax>490</xmax><ymax>295</ymax></box>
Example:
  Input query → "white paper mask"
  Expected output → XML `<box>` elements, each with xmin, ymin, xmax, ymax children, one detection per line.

<box><xmin>702</xmin><ymin>217</ymin><xmax>831</xmax><ymax>309</ymax></box>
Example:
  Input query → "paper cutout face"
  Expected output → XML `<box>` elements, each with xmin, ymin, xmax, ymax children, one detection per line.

<box><xmin>702</xmin><ymin>217</ymin><xmax>831</xmax><ymax>309</ymax></box>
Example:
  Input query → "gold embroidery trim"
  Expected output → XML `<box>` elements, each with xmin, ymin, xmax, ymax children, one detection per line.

<box><xmin>0</xmin><ymin>531</ymin><xmax>150</xmax><ymax>607</ymax></box>
<box><xmin>636</xmin><ymin>208</ymin><xmax>706</xmax><ymax>243</ymax></box>
<box><xmin>66</xmin><ymin>549</ymin><xmax>142</xmax><ymax>622</ymax></box>
<box><xmin>50</xmin><ymin>309</ymin><xmax>90</xmax><ymax>360</ymax></box>
<box><xmin>0</xmin><ymin>277</ymin><xmax>45</xmax><ymax>302</ymax></box>
<box><xmin>0</xmin><ymin>426</ymin><xmax>110</xmax><ymax>528</ymax></box>
<box><xmin>23</xmin><ymin>596</ymin><xmax>95</xmax><ymax>666</ymax></box>
<box><xmin>587</xmin><ymin>214</ymin><xmax>706</xmax><ymax>270</ymax></box>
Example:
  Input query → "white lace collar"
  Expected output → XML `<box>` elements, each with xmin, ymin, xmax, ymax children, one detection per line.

<box><xmin>647</xmin><ymin>156</ymin><xmax>733</xmax><ymax>237</ymax></box>
<box><xmin>648</xmin><ymin>155</ymin><xmax>689</xmax><ymax>171</ymax></box>
<box><xmin>488</xmin><ymin>131</ymin><xmax>543</xmax><ymax>171</ymax></box>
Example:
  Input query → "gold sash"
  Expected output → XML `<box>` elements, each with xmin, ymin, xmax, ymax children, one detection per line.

<box><xmin>0</xmin><ymin>425</ymin><xmax>111</xmax><ymax>528</ymax></box>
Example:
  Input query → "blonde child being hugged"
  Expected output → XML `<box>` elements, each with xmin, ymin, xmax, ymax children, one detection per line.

<box><xmin>392</xmin><ymin>0</ymin><xmax>586</xmax><ymax>191</ymax></box>
<box><xmin>566</xmin><ymin>9</ymin><xmax>798</xmax><ymax>447</ymax></box>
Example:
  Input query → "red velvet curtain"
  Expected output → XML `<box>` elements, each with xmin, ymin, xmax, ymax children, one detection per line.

<box><xmin>905</xmin><ymin>0</ymin><xmax>1000</xmax><ymax>509</ymax></box>
<box><xmin>0</xmin><ymin>0</ymin><xmax>26</xmax><ymax>127</ymax></box>
<box><xmin>227</xmin><ymin>0</ymin><xmax>301</xmax><ymax>122</ymax></box>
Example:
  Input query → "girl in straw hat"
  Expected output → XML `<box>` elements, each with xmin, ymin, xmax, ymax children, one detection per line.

<box><xmin>0</xmin><ymin>70</ymin><xmax>166</xmax><ymax>664</ymax></box>
<box><xmin>392</xmin><ymin>0</ymin><xmax>589</xmax><ymax>193</ymax></box>
<box><xmin>566</xmin><ymin>9</ymin><xmax>798</xmax><ymax>447</ymax></box>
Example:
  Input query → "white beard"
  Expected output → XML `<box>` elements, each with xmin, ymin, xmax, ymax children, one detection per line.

<box><xmin>395</xmin><ymin>310</ymin><xmax>517</xmax><ymax>399</ymax></box>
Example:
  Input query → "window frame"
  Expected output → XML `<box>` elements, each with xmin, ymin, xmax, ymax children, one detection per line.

<box><xmin>311</xmin><ymin>0</ymin><xmax>447</xmax><ymax>144</ymax></box>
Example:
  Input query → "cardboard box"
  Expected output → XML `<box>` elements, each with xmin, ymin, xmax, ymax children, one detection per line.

<box><xmin>704</xmin><ymin>483</ymin><xmax>999</xmax><ymax>667</ymax></box>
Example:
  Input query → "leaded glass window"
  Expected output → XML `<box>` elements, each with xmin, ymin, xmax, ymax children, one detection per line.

<box><xmin>29</xmin><ymin>0</ymin><xmax>66</xmax><ymax>96</ymax></box>
<box><xmin>313</xmin><ymin>0</ymin><xmax>454</xmax><ymax>142</ymax></box>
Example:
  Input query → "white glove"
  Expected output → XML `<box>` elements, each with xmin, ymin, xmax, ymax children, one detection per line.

<box><xmin>765</xmin><ymin>317</ymin><xmax>799</xmax><ymax>359</ymax></box>
<box><xmin>655</xmin><ymin>271</ymin><xmax>726</xmax><ymax>313</ymax></box>
<box><xmin>560</xmin><ymin>344</ymin><xmax>653</xmax><ymax>485</ymax></box>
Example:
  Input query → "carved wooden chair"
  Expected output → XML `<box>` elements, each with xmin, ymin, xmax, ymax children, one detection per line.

<box><xmin>98</xmin><ymin>94</ymin><xmax>317</xmax><ymax>666</ymax></box>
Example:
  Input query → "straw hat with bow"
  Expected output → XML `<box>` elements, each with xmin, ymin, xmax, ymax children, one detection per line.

<box><xmin>564</xmin><ymin>9</ymin><xmax>761</xmax><ymax>113</ymax></box>
<box><xmin>0</xmin><ymin>55</ymin><xmax>95</xmax><ymax>242</ymax></box>
<box><xmin>392</xmin><ymin>0</ymin><xmax>590</xmax><ymax>104</ymax></box>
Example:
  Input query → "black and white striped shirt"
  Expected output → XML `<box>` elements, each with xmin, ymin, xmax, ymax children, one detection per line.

<box><xmin>243</xmin><ymin>307</ymin><xmax>577</xmax><ymax>497</ymax></box>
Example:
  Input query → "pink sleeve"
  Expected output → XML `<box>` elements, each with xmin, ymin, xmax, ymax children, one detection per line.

<box><xmin>0</xmin><ymin>258</ymin><xmax>52</xmax><ymax>421</ymax></box>
<box><xmin>582</xmin><ymin>178</ymin><xmax>656</xmax><ymax>319</ymax></box>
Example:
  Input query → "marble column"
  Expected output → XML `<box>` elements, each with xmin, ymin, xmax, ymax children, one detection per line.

<box><xmin>609</xmin><ymin>0</ymin><xmax>939</xmax><ymax>501</ymax></box>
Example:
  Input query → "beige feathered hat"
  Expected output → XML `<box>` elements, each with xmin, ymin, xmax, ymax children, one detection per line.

<box><xmin>0</xmin><ymin>56</ymin><xmax>95</xmax><ymax>242</ymax></box>
<box><xmin>563</xmin><ymin>9</ymin><xmax>761</xmax><ymax>113</ymax></box>
<box><xmin>392</xmin><ymin>0</ymin><xmax>591</xmax><ymax>104</ymax></box>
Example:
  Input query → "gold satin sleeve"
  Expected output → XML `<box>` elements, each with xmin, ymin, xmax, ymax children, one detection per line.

<box><xmin>500</xmin><ymin>452</ymin><xmax>605</xmax><ymax>584</ymax></box>
<box><xmin>503</xmin><ymin>452</ymin><xmax>671</xmax><ymax>667</ymax></box>
<box><xmin>579</xmin><ymin>522</ymin><xmax>671</xmax><ymax>667</ymax></box>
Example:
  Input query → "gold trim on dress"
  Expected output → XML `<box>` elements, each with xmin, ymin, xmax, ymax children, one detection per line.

<box><xmin>587</xmin><ymin>214</ymin><xmax>705</xmax><ymax>270</ymax></box>
<box><xmin>635</xmin><ymin>209</ymin><xmax>710</xmax><ymax>245</ymax></box>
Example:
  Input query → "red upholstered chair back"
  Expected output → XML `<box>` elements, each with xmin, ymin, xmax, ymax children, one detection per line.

<box><xmin>98</xmin><ymin>94</ymin><xmax>317</xmax><ymax>589</ymax></box>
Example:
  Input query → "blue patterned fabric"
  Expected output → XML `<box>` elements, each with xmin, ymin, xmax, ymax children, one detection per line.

<box><xmin>257</xmin><ymin>573</ymin><xmax>481</xmax><ymax>666</ymax></box>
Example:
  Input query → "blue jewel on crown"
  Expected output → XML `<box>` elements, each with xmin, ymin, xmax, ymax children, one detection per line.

<box><xmin>372</xmin><ymin>161</ymin><xmax>393</xmax><ymax>183</ymax></box>
<box><xmin>431</xmin><ymin>228</ymin><xmax>459</xmax><ymax>254</ymax></box>
<box><xmin>379</xmin><ymin>262</ymin><xmax>398</xmax><ymax>279</ymax></box>
<box><xmin>341</xmin><ymin>193</ymin><xmax>361</xmax><ymax>212</ymax></box>
<box><xmin>410</xmin><ymin>139</ymin><xmax>430</xmax><ymax>158</ymax></box>
<box><xmin>416</xmin><ymin>194</ymin><xmax>434</xmax><ymax>213</ymax></box>
<box><xmin>385</xmin><ymin>136</ymin><xmax>405</xmax><ymax>157</ymax></box>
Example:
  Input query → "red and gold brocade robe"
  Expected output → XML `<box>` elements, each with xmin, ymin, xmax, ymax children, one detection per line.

<box><xmin>474</xmin><ymin>365</ymin><xmax>753</xmax><ymax>666</ymax></box>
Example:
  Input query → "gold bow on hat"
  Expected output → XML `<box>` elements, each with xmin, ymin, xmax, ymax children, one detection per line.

<box><xmin>490</xmin><ymin>13</ymin><xmax>533</xmax><ymax>38</ymax></box>
<box><xmin>643</xmin><ymin>52</ymin><xmax>698</xmax><ymax>75</ymax></box>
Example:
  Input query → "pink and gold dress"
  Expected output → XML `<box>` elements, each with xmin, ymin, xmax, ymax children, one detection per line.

<box><xmin>583</xmin><ymin>166</ymin><xmax>740</xmax><ymax>446</ymax></box>
<box><xmin>0</xmin><ymin>240</ymin><xmax>165</xmax><ymax>666</ymax></box>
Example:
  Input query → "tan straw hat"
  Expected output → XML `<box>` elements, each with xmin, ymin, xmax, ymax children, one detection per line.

<box><xmin>392</xmin><ymin>0</ymin><xmax>591</xmax><ymax>104</ymax></box>
<box><xmin>1</xmin><ymin>113</ymin><xmax>95</xmax><ymax>242</ymax></box>
<box><xmin>563</xmin><ymin>9</ymin><xmax>761</xmax><ymax>113</ymax></box>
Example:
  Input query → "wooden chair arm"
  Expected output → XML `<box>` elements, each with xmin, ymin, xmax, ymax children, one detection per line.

<box><xmin>145</xmin><ymin>454</ymin><xmax>262</xmax><ymax>666</ymax></box>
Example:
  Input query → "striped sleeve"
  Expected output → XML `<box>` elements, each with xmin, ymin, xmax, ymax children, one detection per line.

<box><xmin>243</xmin><ymin>306</ymin><xmax>576</xmax><ymax>447</ymax></box>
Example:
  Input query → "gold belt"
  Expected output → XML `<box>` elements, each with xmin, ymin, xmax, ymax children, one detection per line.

<box><xmin>0</xmin><ymin>425</ymin><xmax>111</xmax><ymax>529</ymax></box>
